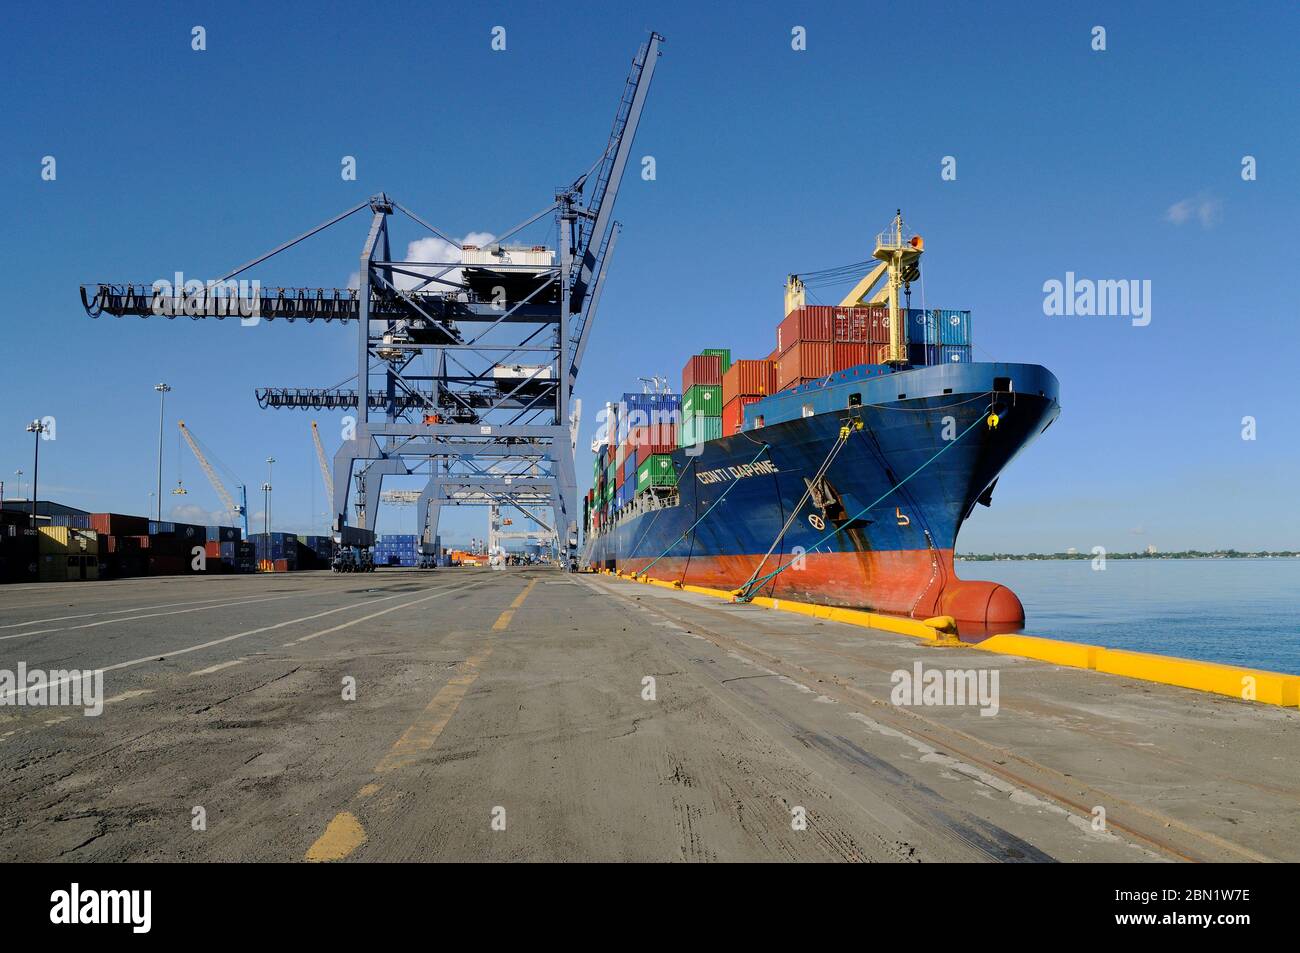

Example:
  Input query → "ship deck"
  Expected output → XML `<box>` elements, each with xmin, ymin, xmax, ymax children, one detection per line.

<box><xmin>1</xmin><ymin>565</ymin><xmax>1296</xmax><ymax>862</ymax></box>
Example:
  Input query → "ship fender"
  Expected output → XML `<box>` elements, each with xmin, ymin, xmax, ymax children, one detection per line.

<box><xmin>935</xmin><ymin>579</ymin><xmax>1024</xmax><ymax>627</ymax></box>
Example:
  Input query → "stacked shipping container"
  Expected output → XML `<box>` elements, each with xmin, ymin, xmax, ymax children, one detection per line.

<box><xmin>721</xmin><ymin>359</ymin><xmax>777</xmax><ymax>435</ymax></box>
<box><xmin>679</xmin><ymin>349</ymin><xmax>726</xmax><ymax>447</ymax></box>
<box><xmin>586</xmin><ymin>305</ymin><xmax>974</xmax><ymax>531</ymax></box>
<box><xmin>375</xmin><ymin>534</ymin><xmax>418</xmax><ymax>567</ymax></box>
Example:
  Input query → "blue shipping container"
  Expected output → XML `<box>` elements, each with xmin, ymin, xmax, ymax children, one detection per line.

<box><xmin>908</xmin><ymin>309</ymin><xmax>940</xmax><ymax>346</ymax></box>
<box><xmin>939</xmin><ymin>344</ymin><xmax>972</xmax><ymax>364</ymax></box>
<box><xmin>937</xmin><ymin>309</ymin><xmax>971</xmax><ymax>346</ymax></box>
<box><xmin>619</xmin><ymin>392</ymin><xmax>681</xmax><ymax>441</ymax></box>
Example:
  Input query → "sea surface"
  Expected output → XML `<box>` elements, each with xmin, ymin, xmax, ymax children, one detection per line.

<box><xmin>960</xmin><ymin>557</ymin><xmax>1300</xmax><ymax>675</ymax></box>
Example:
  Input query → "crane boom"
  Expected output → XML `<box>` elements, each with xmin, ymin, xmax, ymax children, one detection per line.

<box><xmin>311</xmin><ymin>421</ymin><xmax>334</xmax><ymax>500</ymax></box>
<box><xmin>177</xmin><ymin>421</ymin><xmax>248</xmax><ymax>533</ymax></box>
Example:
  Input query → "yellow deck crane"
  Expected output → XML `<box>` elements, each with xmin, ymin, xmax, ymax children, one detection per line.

<box><xmin>177</xmin><ymin>421</ymin><xmax>249</xmax><ymax>536</ymax></box>
<box><xmin>784</xmin><ymin>210</ymin><xmax>924</xmax><ymax>366</ymax></box>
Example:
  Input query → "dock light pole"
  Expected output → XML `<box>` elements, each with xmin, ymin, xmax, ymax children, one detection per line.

<box><xmin>26</xmin><ymin>420</ymin><xmax>46</xmax><ymax>529</ymax></box>
<box><xmin>263</xmin><ymin>456</ymin><xmax>275</xmax><ymax>535</ymax></box>
<box><xmin>153</xmin><ymin>383</ymin><xmax>171</xmax><ymax>521</ymax></box>
<box><xmin>13</xmin><ymin>470</ymin><xmax>21</xmax><ymax>502</ymax></box>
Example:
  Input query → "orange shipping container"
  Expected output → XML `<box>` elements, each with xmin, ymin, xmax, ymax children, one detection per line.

<box><xmin>722</xmin><ymin>395</ymin><xmax>762</xmax><ymax>435</ymax></box>
<box><xmin>722</xmin><ymin>359</ymin><xmax>777</xmax><ymax>404</ymax></box>
<box><xmin>777</xmin><ymin>306</ymin><xmax>834</xmax><ymax>352</ymax></box>
<box><xmin>777</xmin><ymin>341</ymin><xmax>834</xmax><ymax>389</ymax></box>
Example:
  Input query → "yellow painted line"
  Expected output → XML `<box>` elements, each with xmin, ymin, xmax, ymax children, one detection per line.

<box><xmin>304</xmin><ymin>578</ymin><xmax>537</xmax><ymax>860</ymax></box>
<box><xmin>305</xmin><ymin>811</ymin><xmax>367</xmax><ymax>862</ymax></box>
<box><xmin>374</xmin><ymin>645</ymin><xmax>494</xmax><ymax>774</ymax></box>
<box><xmin>491</xmin><ymin>578</ymin><xmax>538</xmax><ymax>631</ymax></box>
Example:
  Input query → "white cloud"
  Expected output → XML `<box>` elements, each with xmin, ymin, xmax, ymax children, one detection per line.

<box><xmin>347</xmin><ymin>232</ymin><xmax>496</xmax><ymax>292</ymax></box>
<box><xmin>168</xmin><ymin>502</ymin><xmax>235</xmax><ymax>526</ymax></box>
<box><xmin>1165</xmin><ymin>194</ymin><xmax>1221</xmax><ymax>229</ymax></box>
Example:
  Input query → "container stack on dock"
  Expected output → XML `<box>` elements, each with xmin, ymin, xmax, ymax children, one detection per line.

<box><xmin>36</xmin><ymin>526</ymin><xmax>100</xmax><ymax>582</ymax></box>
<box><xmin>251</xmin><ymin>532</ymin><xmax>298</xmax><ymax>573</ymax></box>
<box><xmin>375</xmin><ymin>534</ymin><xmax>418</xmax><ymax>567</ymax></box>
<box><xmin>0</xmin><ymin>511</ymin><xmax>39</xmax><ymax>583</ymax></box>
<box><xmin>297</xmin><ymin>535</ymin><xmax>336</xmax><ymax>569</ymax></box>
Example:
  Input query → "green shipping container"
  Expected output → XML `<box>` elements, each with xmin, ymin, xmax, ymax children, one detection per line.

<box><xmin>593</xmin><ymin>455</ymin><xmax>603</xmax><ymax>482</ymax></box>
<box><xmin>682</xmin><ymin>384</ymin><xmax>722</xmax><ymax>421</ymax></box>
<box><xmin>636</xmin><ymin>454</ymin><xmax>676</xmax><ymax>493</ymax></box>
<box><xmin>678</xmin><ymin>415</ymin><xmax>723</xmax><ymax>447</ymax></box>
<box><xmin>701</xmin><ymin>348</ymin><xmax>732</xmax><ymax>374</ymax></box>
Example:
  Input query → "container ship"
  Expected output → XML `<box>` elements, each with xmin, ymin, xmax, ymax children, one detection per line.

<box><xmin>581</xmin><ymin>215</ymin><xmax>1060</xmax><ymax>627</ymax></box>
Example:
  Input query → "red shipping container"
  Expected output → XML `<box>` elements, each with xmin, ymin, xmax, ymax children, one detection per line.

<box><xmin>832</xmin><ymin>308</ymin><xmax>867</xmax><ymax>343</ymax></box>
<box><xmin>866</xmin><ymin>306</ymin><xmax>893</xmax><ymax>345</ymax></box>
<box><xmin>89</xmin><ymin>512</ymin><xmax>149</xmax><ymax>536</ymax></box>
<box><xmin>105</xmin><ymin>535</ymin><xmax>143</xmax><ymax>554</ymax></box>
<box><xmin>777</xmin><ymin>306</ymin><xmax>834</xmax><ymax>352</ymax></box>
<box><xmin>722</xmin><ymin>396</ymin><xmax>762</xmax><ymax>435</ymax></box>
<box><xmin>627</xmin><ymin>423</ymin><xmax>677</xmax><ymax>455</ymax></box>
<box><xmin>682</xmin><ymin>354</ymin><xmax>722</xmax><ymax>391</ymax></box>
<box><xmin>766</xmin><ymin>347</ymin><xmax>779</xmax><ymax>363</ymax></box>
<box><xmin>777</xmin><ymin>341</ymin><xmax>834</xmax><ymax>389</ymax></box>
<box><xmin>615</xmin><ymin>464</ymin><xmax>626</xmax><ymax>489</ymax></box>
<box><xmin>833</xmin><ymin>342</ymin><xmax>870</xmax><ymax>371</ymax></box>
<box><xmin>722</xmin><ymin>359</ymin><xmax>777</xmax><ymax>404</ymax></box>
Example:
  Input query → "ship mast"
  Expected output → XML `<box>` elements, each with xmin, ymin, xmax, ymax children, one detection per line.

<box><xmin>871</xmin><ymin>211</ymin><xmax>924</xmax><ymax>366</ymax></box>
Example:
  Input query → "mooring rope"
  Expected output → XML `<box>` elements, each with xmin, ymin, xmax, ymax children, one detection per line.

<box><xmin>734</xmin><ymin>407</ymin><xmax>991</xmax><ymax>602</ymax></box>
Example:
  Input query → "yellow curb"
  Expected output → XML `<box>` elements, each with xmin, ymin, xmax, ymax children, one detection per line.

<box><xmin>600</xmin><ymin>569</ymin><xmax>1300</xmax><ymax>709</ymax></box>
<box><xmin>976</xmin><ymin>634</ymin><xmax>1102</xmax><ymax>670</ymax></box>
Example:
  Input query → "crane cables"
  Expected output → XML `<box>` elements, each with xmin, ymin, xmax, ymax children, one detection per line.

<box><xmin>627</xmin><ymin>442</ymin><xmax>771</xmax><ymax>582</ymax></box>
<box><xmin>731</xmin><ymin>417</ymin><xmax>861</xmax><ymax>599</ymax></box>
<box><xmin>790</xmin><ymin>259</ymin><xmax>875</xmax><ymax>291</ymax></box>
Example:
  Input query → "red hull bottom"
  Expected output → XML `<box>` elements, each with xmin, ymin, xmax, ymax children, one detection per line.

<box><xmin>620</xmin><ymin>548</ymin><xmax>1023</xmax><ymax>627</ymax></box>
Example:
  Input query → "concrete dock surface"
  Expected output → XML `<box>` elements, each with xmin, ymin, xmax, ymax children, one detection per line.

<box><xmin>0</xmin><ymin>566</ymin><xmax>1296</xmax><ymax>862</ymax></box>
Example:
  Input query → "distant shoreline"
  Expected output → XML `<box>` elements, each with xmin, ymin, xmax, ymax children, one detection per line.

<box><xmin>958</xmin><ymin>551</ymin><xmax>1300</xmax><ymax>561</ymax></box>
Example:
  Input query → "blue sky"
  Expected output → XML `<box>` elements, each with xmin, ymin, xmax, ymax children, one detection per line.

<box><xmin>1</xmin><ymin>1</ymin><xmax>1297</xmax><ymax>551</ymax></box>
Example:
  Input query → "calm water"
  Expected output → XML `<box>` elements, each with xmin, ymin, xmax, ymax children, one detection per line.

<box><xmin>961</xmin><ymin>558</ymin><xmax>1300</xmax><ymax>675</ymax></box>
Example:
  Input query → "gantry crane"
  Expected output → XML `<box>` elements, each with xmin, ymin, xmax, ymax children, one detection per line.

<box><xmin>81</xmin><ymin>33</ymin><xmax>663</xmax><ymax>567</ymax></box>
<box><xmin>177</xmin><ymin>421</ymin><xmax>249</xmax><ymax>536</ymax></box>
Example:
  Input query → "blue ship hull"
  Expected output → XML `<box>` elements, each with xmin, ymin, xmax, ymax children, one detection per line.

<box><xmin>583</xmin><ymin>362</ymin><xmax>1059</xmax><ymax>625</ymax></box>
